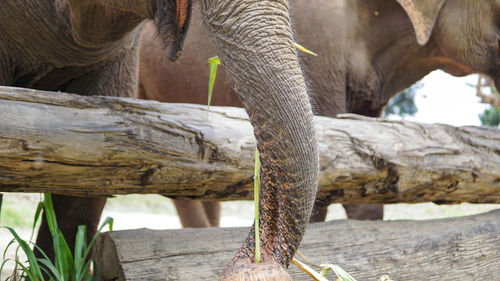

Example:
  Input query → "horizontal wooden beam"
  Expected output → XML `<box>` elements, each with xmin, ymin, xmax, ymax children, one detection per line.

<box><xmin>94</xmin><ymin>210</ymin><xmax>500</xmax><ymax>281</ymax></box>
<box><xmin>1</xmin><ymin>86</ymin><xmax>499</xmax><ymax>203</ymax></box>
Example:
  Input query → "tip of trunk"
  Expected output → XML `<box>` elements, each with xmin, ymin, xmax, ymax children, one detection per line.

<box><xmin>220</xmin><ymin>262</ymin><xmax>291</xmax><ymax>281</ymax></box>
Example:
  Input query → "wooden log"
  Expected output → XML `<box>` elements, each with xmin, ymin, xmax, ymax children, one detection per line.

<box><xmin>94</xmin><ymin>209</ymin><xmax>500</xmax><ymax>281</ymax></box>
<box><xmin>0</xmin><ymin>86</ymin><xmax>499</xmax><ymax>203</ymax></box>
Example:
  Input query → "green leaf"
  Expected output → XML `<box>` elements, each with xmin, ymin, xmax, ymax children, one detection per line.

<box><xmin>99</xmin><ymin>216</ymin><xmax>114</xmax><ymax>232</ymax></box>
<box><xmin>12</xmin><ymin>260</ymin><xmax>38</xmax><ymax>281</ymax></box>
<box><xmin>207</xmin><ymin>56</ymin><xmax>221</xmax><ymax>110</ymax></box>
<box><xmin>291</xmin><ymin>258</ymin><xmax>329</xmax><ymax>281</ymax></box>
<box><xmin>43</xmin><ymin>194</ymin><xmax>58</xmax><ymax>237</ymax></box>
<box><xmin>53</xmin><ymin>229</ymin><xmax>74</xmax><ymax>279</ymax></box>
<box><xmin>74</xmin><ymin>225</ymin><xmax>87</xmax><ymax>274</ymax></box>
<box><xmin>32</xmin><ymin>244</ymin><xmax>61</xmax><ymax>281</ymax></box>
<box><xmin>32</xmin><ymin>243</ymin><xmax>54</xmax><ymax>264</ymax></box>
<box><xmin>76</xmin><ymin>258</ymin><xmax>95</xmax><ymax>281</ymax></box>
<box><xmin>38</xmin><ymin>258</ymin><xmax>61</xmax><ymax>281</ymax></box>
<box><xmin>30</xmin><ymin>201</ymin><xmax>45</xmax><ymax>242</ymax></box>
<box><xmin>207</xmin><ymin>56</ymin><xmax>221</xmax><ymax>65</ymax></box>
<box><xmin>2</xmin><ymin>238</ymin><xmax>16</xmax><ymax>261</ymax></box>
<box><xmin>33</xmin><ymin>201</ymin><xmax>45</xmax><ymax>230</ymax></box>
<box><xmin>294</xmin><ymin>42</ymin><xmax>318</xmax><ymax>56</ymax></box>
<box><xmin>41</xmin><ymin>193</ymin><xmax>73</xmax><ymax>279</ymax></box>
<box><xmin>81</xmin><ymin>216</ymin><xmax>114</xmax><ymax>270</ymax></box>
<box><xmin>253</xmin><ymin>148</ymin><xmax>261</xmax><ymax>263</ymax></box>
<box><xmin>320</xmin><ymin>264</ymin><xmax>358</xmax><ymax>281</ymax></box>
<box><xmin>1</xmin><ymin>226</ymin><xmax>44</xmax><ymax>280</ymax></box>
<box><xmin>1</xmin><ymin>257</ymin><xmax>15</xmax><ymax>280</ymax></box>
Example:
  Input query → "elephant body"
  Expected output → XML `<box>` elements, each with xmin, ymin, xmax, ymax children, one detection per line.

<box><xmin>0</xmin><ymin>1</ymin><xmax>141</xmax><ymax>93</ymax></box>
<box><xmin>1</xmin><ymin>0</ymin><xmax>148</xmax><ymax>262</ymax></box>
<box><xmin>141</xmin><ymin>0</ymin><xmax>500</xmax><ymax>115</ymax></box>
<box><xmin>1</xmin><ymin>0</ymin><xmax>321</xmax><ymax>279</ymax></box>
<box><xmin>139</xmin><ymin>0</ymin><xmax>500</xmax><ymax>224</ymax></box>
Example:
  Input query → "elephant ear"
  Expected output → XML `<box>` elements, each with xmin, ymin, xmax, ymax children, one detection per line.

<box><xmin>157</xmin><ymin>0</ymin><xmax>193</xmax><ymax>61</ymax></box>
<box><xmin>396</xmin><ymin>0</ymin><xmax>446</xmax><ymax>46</ymax></box>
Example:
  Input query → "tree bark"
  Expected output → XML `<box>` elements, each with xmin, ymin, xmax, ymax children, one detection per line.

<box><xmin>0</xmin><ymin>86</ymin><xmax>499</xmax><ymax>203</ymax></box>
<box><xmin>94</xmin><ymin>209</ymin><xmax>500</xmax><ymax>281</ymax></box>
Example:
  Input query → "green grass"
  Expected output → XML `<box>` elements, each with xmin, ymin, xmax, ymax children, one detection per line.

<box><xmin>207</xmin><ymin>56</ymin><xmax>221</xmax><ymax>110</ymax></box>
<box><xmin>1</xmin><ymin>194</ymin><xmax>113</xmax><ymax>281</ymax></box>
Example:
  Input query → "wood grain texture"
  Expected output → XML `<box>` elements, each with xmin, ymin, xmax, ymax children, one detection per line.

<box><xmin>0</xmin><ymin>86</ymin><xmax>499</xmax><ymax>203</ymax></box>
<box><xmin>94</xmin><ymin>210</ymin><xmax>500</xmax><ymax>281</ymax></box>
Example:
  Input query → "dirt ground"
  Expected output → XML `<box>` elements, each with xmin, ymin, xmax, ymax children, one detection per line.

<box><xmin>1</xmin><ymin>192</ymin><xmax>499</xmax><ymax>278</ymax></box>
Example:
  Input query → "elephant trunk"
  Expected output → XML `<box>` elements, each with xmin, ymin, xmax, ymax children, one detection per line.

<box><xmin>200</xmin><ymin>0</ymin><xmax>319</xmax><ymax>279</ymax></box>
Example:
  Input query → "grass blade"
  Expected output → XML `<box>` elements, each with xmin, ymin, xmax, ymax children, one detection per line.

<box><xmin>294</xmin><ymin>42</ymin><xmax>318</xmax><ymax>56</ymax></box>
<box><xmin>11</xmin><ymin>260</ymin><xmax>38</xmax><ymax>281</ymax></box>
<box><xmin>76</xmin><ymin>258</ymin><xmax>95</xmax><ymax>281</ymax></box>
<box><xmin>320</xmin><ymin>264</ymin><xmax>358</xmax><ymax>281</ymax></box>
<box><xmin>98</xmin><ymin>216</ymin><xmax>114</xmax><ymax>233</ymax></box>
<box><xmin>53</xmin><ymin>229</ymin><xmax>74</xmax><ymax>279</ymax></box>
<box><xmin>43</xmin><ymin>194</ymin><xmax>58</xmax><ymax>237</ymax></box>
<box><xmin>30</xmin><ymin>201</ymin><xmax>45</xmax><ymax>242</ymax></box>
<box><xmin>1</xmin><ymin>226</ymin><xmax>44</xmax><ymax>280</ymax></box>
<box><xmin>2</xmin><ymin>238</ymin><xmax>16</xmax><ymax>261</ymax></box>
<box><xmin>74</xmin><ymin>224</ymin><xmax>87</xmax><ymax>277</ymax></box>
<box><xmin>253</xmin><ymin>148</ymin><xmax>261</xmax><ymax>263</ymax></box>
<box><xmin>207</xmin><ymin>56</ymin><xmax>221</xmax><ymax>110</ymax></box>
<box><xmin>38</xmin><ymin>258</ymin><xmax>61</xmax><ymax>280</ymax></box>
<box><xmin>0</xmin><ymin>258</ymin><xmax>16</xmax><ymax>280</ymax></box>
<box><xmin>82</xmin><ymin>216</ymin><xmax>114</xmax><ymax>268</ymax></box>
<box><xmin>291</xmin><ymin>258</ymin><xmax>328</xmax><ymax>281</ymax></box>
<box><xmin>42</xmin><ymin>194</ymin><xmax>73</xmax><ymax>280</ymax></box>
<box><xmin>33</xmin><ymin>243</ymin><xmax>63</xmax><ymax>281</ymax></box>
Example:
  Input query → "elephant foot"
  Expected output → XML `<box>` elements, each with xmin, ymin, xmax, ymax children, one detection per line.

<box><xmin>172</xmin><ymin>199</ymin><xmax>220</xmax><ymax>228</ymax></box>
<box><xmin>220</xmin><ymin>262</ymin><xmax>291</xmax><ymax>281</ymax></box>
<box><xmin>343</xmin><ymin>203</ymin><xmax>384</xmax><ymax>220</ymax></box>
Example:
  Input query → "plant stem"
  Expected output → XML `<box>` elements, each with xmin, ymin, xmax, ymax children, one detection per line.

<box><xmin>254</xmin><ymin>148</ymin><xmax>261</xmax><ymax>263</ymax></box>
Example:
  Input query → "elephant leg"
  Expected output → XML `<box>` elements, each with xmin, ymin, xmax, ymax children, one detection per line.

<box><xmin>339</xmin><ymin>110</ymin><xmax>384</xmax><ymax>221</ymax></box>
<box><xmin>172</xmin><ymin>199</ymin><xmax>212</xmax><ymax>228</ymax></box>
<box><xmin>343</xmin><ymin>204</ymin><xmax>384</xmax><ymax>220</ymax></box>
<box><xmin>309</xmin><ymin>192</ymin><xmax>335</xmax><ymax>222</ymax></box>
<box><xmin>33</xmin><ymin>43</ymin><xmax>138</xmax><ymax>262</ymax></box>
<box><xmin>202</xmin><ymin>201</ymin><xmax>220</xmax><ymax>227</ymax></box>
<box><xmin>310</xmin><ymin>197</ymin><xmax>384</xmax><ymax>221</ymax></box>
<box><xmin>309</xmin><ymin>200</ymin><xmax>328</xmax><ymax>222</ymax></box>
<box><xmin>0</xmin><ymin>57</ymin><xmax>14</xmax><ymax>86</ymax></box>
<box><xmin>35</xmin><ymin>195</ymin><xmax>106</xmax><ymax>261</ymax></box>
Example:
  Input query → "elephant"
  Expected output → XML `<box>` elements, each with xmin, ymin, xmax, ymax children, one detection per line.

<box><xmin>139</xmin><ymin>0</ymin><xmax>500</xmax><ymax>226</ymax></box>
<box><xmin>0</xmin><ymin>0</ymin><xmax>320</xmax><ymax>279</ymax></box>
